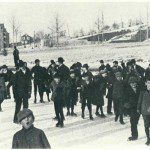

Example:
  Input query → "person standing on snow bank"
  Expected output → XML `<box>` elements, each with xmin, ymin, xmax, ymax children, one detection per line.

<box><xmin>13</xmin><ymin>46</ymin><xmax>20</xmax><ymax>67</ymax></box>
<box><xmin>12</xmin><ymin>108</ymin><xmax>51</xmax><ymax>149</ymax></box>
<box><xmin>137</xmin><ymin>78</ymin><xmax>150</xmax><ymax>146</ymax></box>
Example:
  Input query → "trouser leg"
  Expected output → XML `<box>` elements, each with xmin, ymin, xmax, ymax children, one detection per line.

<box><xmin>34</xmin><ymin>82</ymin><xmax>38</xmax><ymax>102</ymax></box>
<box><xmin>107</xmin><ymin>98</ymin><xmax>113</xmax><ymax>113</ymax></box>
<box><xmin>14</xmin><ymin>98</ymin><xmax>22</xmax><ymax>122</ymax></box>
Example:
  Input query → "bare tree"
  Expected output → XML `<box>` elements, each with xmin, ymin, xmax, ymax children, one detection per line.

<box><xmin>9</xmin><ymin>15</ymin><xmax>21</xmax><ymax>45</ymax></box>
<box><xmin>48</xmin><ymin>13</ymin><xmax>65</xmax><ymax>48</ymax></box>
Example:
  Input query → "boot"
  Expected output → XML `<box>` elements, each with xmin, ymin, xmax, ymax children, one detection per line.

<box><xmin>81</xmin><ymin>111</ymin><xmax>85</xmax><ymax>119</ymax></box>
<box><xmin>95</xmin><ymin>112</ymin><xmax>101</xmax><ymax>117</ymax></box>
<box><xmin>128</xmin><ymin>136</ymin><xmax>138</xmax><ymax>141</ymax></box>
<box><xmin>60</xmin><ymin>122</ymin><xmax>64</xmax><ymax>128</ymax></box>
<box><xmin>40</xmin><ymin>100</ymin><xmax>45</xmax><ymax>103</ymax></box>
<box><xmin>90</xmin><ymin>115</ymin><xmax>94</xmax><ymax>120</ymax></box>
<box><xmin>115</xmin><ymin>115</ymin><xmax>119</xmax><ymax>122</ymax></box>
<box><xmin>101</xmin><ymin>113</ymin><xmax>106</xmax><ymax>118</ymax></box>
<box><xmin>107</xmin><ymin>111</ymin><xmax>113</xmax><ymax>115</ymax></box>
<box><xmin>71</xmin><ymin>112</ymin><xmax>77</xmax><ymax>116</ymax></box>
<box><xmin>66</xmin><ymin>111</ymin><xmax>71</xmax><ymax>116</ymax></box>
<box><xmin>120</xmin><ymin>115</ymin><xmax>125</xmax><ymax>125</ymax></box>
<box><xmin>56</xmin><ymin>122</ymin><xmax>61</xmax><ymax>127</ymax></box>
<box><xmin>145</xmin><ymin>138</ymin><xmax>150</xmax><ymax>146</ymax></box>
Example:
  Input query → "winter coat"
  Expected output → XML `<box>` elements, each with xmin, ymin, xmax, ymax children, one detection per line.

<box><xmin>145</xmin><ymin>68</ymin><xmax>150</xmax><ymax>81</ymax></box>
<box><xmin>137</xmin><ymin>90</ymin><xmax>150</xmax><ymax>115</ymax></box>
<box><xmin>124</xmin><ymin>84</ymin><xmax>140</xmax><ymax>115</ymax></box>
<box><xmin>80</xmin><ymin>80</ymin><xmax>93</xmax><ymax>103</ymax></box>
<box><xmin>51</xmin><ymin>81</ymin><xmax>65</xmax><ymax>106</ymax></box>
<box><xmin>66</xmin><ymin>77</ymin><xmax>78</xmax><ymax>105</ymax></box>
<box><xmin>112</xmin><ymin>79</ymin><xmax>126</xmax><ymax>100</ymax></box>
<box><xmin>92</xmin><ymin>75</ymin><xmax>105</xmax><ymax>106</ymax></box>
<box><xmin>13</xmin><ymin>49</ymin><xmax>19</xmax><ymax>60</ymax></box>
<box><xmin>12</xmin><ymin>125</ymin><xmax>51</xmax><ymax>149</ymax></box>
<box><xmin>31</xmin><ymin>65</ymin><xmax>45</xmax><ymax>85</ymax></box>
<box><xmin>0</xmin><ymin>76</ymin><xmax>6</xmax><ymax>102</ymax></box>
<box><xmin>82</xmin><ymin>70</ymin><xmax>93</xmax><ymax>81</ymax></box>
<box><xmin>57</xmin><ymin>64</ymin><xmax>70</xmax><ymax>81</ymax></box>
<box><xmin>7</xmin><ymin>69</ymin><xmax>32</xmax><ymax>99</ymax></box>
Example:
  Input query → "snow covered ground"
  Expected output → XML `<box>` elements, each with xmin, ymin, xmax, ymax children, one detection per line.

<box><xmin>0</xmin><ymin>43</ymin><xmax>150</xmax><ymax>150</ymax></box>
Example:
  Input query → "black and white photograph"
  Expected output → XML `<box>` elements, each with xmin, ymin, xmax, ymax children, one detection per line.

<box><xmin>1</xmin><ymin>0</ymin><xmax>150</xmax><ymax>149</ymax></box>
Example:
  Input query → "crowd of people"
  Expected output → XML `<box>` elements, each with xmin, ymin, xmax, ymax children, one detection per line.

<box><xmin>1</xmin><ymin>46</ymin><xmax>150</xmax><ymax>148</ymax></box>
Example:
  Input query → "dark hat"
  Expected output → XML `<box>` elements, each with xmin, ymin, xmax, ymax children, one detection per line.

<box><xmin>1</xmin><ymin>65</ymin><xmax>8</xmax><ymax>69</ymax></box>
<box><xmin>115</xmin><ymin>72</ymin><xmax>122</xmax><ymax>78</ymax></box>
<box><xmin>17</xmin><ymin>109</ymin><xmax>34</xmax><ymax>123</ymax></box>
<box><xmin>113</xmin><ymin>61</ymin><xmax>118</xmax><ymax>64</ymax></box>
<box><xmin>128</xmin><ymin>76</ymin><xmax>139</xmax><ymax>84</ymax></box>
<box><xmin>82</xmin><ymin>64</ymin><xmax>89</xmax><ymax>69</ymax></box>
<box><xmin>131</xmin><ymin>59</ymin><xmax>136</xmax><ymax>64</ymax></box>
<box><xmin>76</xmin><ymin>62</ymin><xmax>82</xmax><ymax>67</ymax></box>
<box><xmin>58</xmin><ymin>57</ymin><xmax>65</xmax><ymax>63</ymax></box>
<box><xmin>51</xmin><ymin>60</ymin><xmax>55</xmax><ymax>64</ymax></box>
<box><xmin>100</xmin><ymin>60</ymin><xmax>104</xmax><ymax>63</ymax></box>
<box><xmin>35</xmin><ymin>59</ymin><xmax>40</xmax><ymax>63</ymax></box>
<box><xmin>18</xmin><ymin>60</ymin><xmax>24</xmax><ymax>68</ymax></box>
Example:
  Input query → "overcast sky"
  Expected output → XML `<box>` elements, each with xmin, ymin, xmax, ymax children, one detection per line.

<box><xmin>0</xmin><ymin>2</ymin><xmax>149</xmax><ymax>41</ymax></box>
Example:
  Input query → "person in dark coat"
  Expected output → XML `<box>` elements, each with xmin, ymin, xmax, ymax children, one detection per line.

<box><xmin>105</xmin><ymin>64</ymin><xmax>114</xmax><ymax>115</ymax></box>
<box><xmin>0</xmin><ymin>67</ymin><xmax>6</xmax><ymax>111</ymax></box>
<box><xmin>130</xmin><ymin>59</ymin><xmax>145</xmax><ymax>79</ymax></box>
<box><xmin>12</xmin><ymin>109</ymin><xmax>51</xmax><ymax>149</ymax></box>
<box><xmin>7</xmin><ymin>60</ymin><xmax>32</xmax><ymax>123</ymax></box>
<box><xmin>99</xmin><ymin>60</ymin><xmax>106</xmax><ymax>71</ymax></box>
<box><xmin>43</xmin><ymin>67</ymin><xmax>52</xmax><ymax>102</ymax></box>
<box><xmin>66</xmin><ymin>71</ymin><xmax>78</xmax><ymax>116</ymax></box>
<box><xmin>1</xmin><ymin>65</ymin><xmax>13</xmax><ymax>99</ymax></box>
<box><xmin>13</xmin><ymin>46</ymin><xmax>20</xmax><ymax>67</ymax></box>
<box><xmin>112</xmin><ymin>72</ymin><xmax>126</xmax><ymax>125</ymax></box>
<box><xmin>92</xmin><ymin>71</ymin><xmax>107</xmax><ymax>118</ymax></box>
<box><xmin>112</xmin><ymin>61</ymin><xmax>122</xmax><ymax>74</ymax></box>
<box><xmin>56</xmin><ymin>57</ymin><xmax>70</xmax><ymax>82</ymax></box>
<box><xmin>81</xmin><ymin>64</ymin><xmax>93</xmax><ymax>81</ymax></box>
<box><xmin>80</xmin><ymin>75</ymin><xmax>94</xmax><ymax>120</ymax></box>
<box><xmin>145</xmin><ymin>64</ymin><xmax>150</xmax><ymax>81</ymax></box>
<box><xmin>51</xmin><ymin>74</ymin><xmax>65</xmax><ymax>127</ymax></box>
<box><xmin>31</xmin><ymin>59</ymin><xmax>45</xmax><ymax>103</ymax></box>
<box><xmin>124</xmin><ymin>76</ymin><xmax>140</xmax><ymax>141</ymax></box>
<box><xmin>137</xmin><ymin>79</ymin><xmax>150</xmax><ymax>146</ymax></box>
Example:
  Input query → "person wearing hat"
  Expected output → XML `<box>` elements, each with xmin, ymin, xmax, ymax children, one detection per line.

<box><xmin>12</xmin><ymin>108</ymin><xmax>51</xmax><ymax>149</ymax></box>
<box><xmin>51</xmin><ymin>74</ymin><xmax>65</xmax><ymax>127</ymax></box>
<box><xmin>80</xmin><ymin>75</ymin><xmax>94</xmax><ymax>120</ymax></box>
<box><xmin>112</xmin><ymin>60</ymin><xmax>122</xmax><ymax>74</ymax></box>
<box><xmin>13</xmin><ymin>46</ymin><xmax>20</xmax><ymax>67</ymax></box>
<box><xmin>130</xmin><ymin>59</ymin><xmax>145</xmax><ymax>79</ymax></box>
<box><xmin>92</xmin><ymin>71</ymin><xmax>107</xmax><ymax>118</ymax></box>
<box><xmin>65</xmin><ymin>70</ymin><xmax>78</xmax><ymax>116</ymax></box>
<box><xmin>31</xmin><ymin>59</ymin><xmax>45</xmax><ymax>103</ymax></box>
<box><xmin>82</xmin><ymin>64</ymin><xmax>93</xmax><ymax>81</ymax></box>
<box><xmin>56</xmin><ymin>57</ymin><xmax>70</xmax><ymax>82</ymax></box>
<box><xmin>99</xmin><ymin>60</ymin><xmax>106</xmax><ymax>71</ymax></box>
<box><xmin>112</xmin><ymin>72</ymin><xmax>126</xmax><ymax>125</ymax></box>
<box><xmin>137</xmin><ymin>78</ymin><xmax>150</xmax><ymax>146</ymax></box>
<box><xmin>7</xmin><ymin>60</ymin><xmax>32</xmax><ymax>123</ymax></box>
<box><xmin>124</xmin><ymin>76</ymin><xmax>140</xmax><ymax>141</ymax></box>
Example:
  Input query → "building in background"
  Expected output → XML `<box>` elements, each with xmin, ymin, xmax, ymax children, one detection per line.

<box><xmin>21</xmin><ymin>34</ymin><xmax>33</xmax><ymax>47</ymax></box>
<box><xmin>0</xmin><ymin>24</ymin><xmax>9</xmax><ymax>51</ymax></box>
